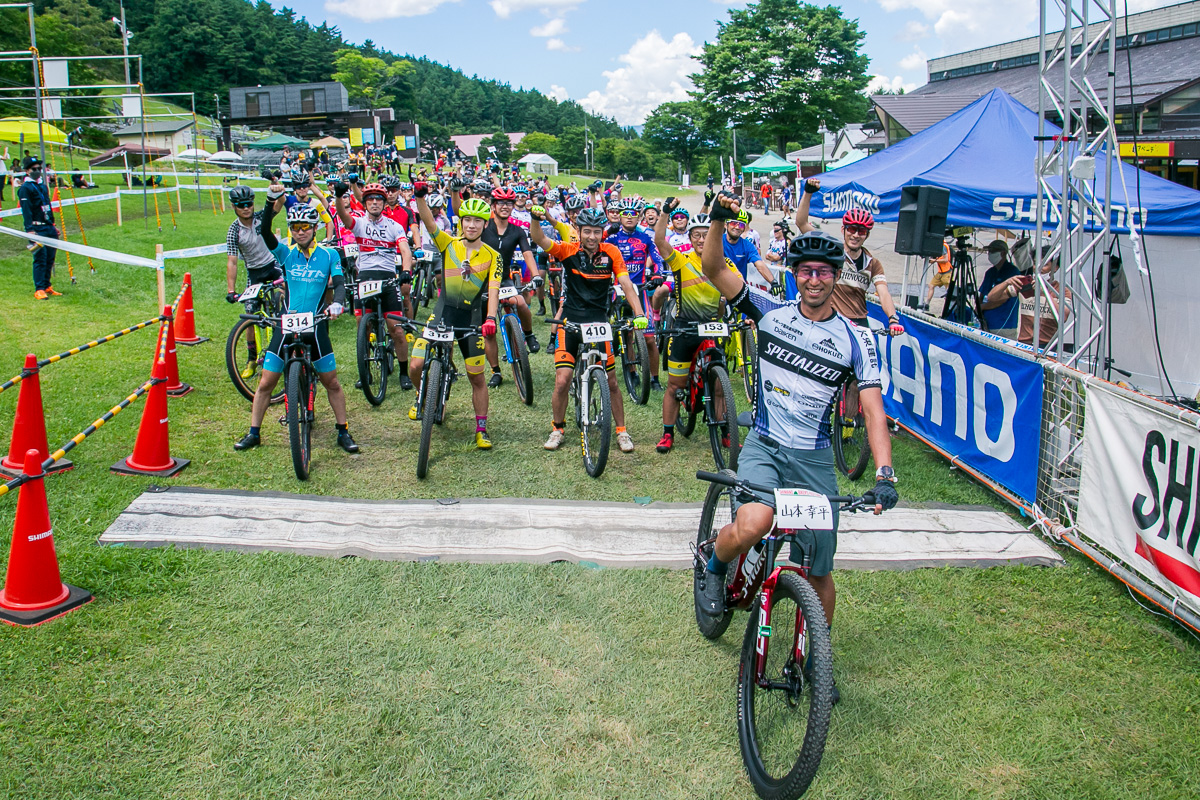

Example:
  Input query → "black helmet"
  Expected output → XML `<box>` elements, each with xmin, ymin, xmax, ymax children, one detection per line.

<box><xmin>22</xmin><ymin>155</ymin><xmax>42</xmax><ymax>170</ymax></box>
<box><xmin>786</xmin><ymin>232</ymin><xmax>844</xmax><ymax>269</ymax></box>
<box><xmin>229</xmin><ymin>185</ymin><xmax>254</xmax><ymax>205</ymax></box>
<box><xmin>575</xmin><ymin>208</ymin><xmax>608</xmax><ymax>229</ymax></box>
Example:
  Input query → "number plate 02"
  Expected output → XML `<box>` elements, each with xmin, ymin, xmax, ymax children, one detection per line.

<box><xmin>497</xmin><ymin>286</ymin><xmax>518</xmax><ymax>300</ymax></box>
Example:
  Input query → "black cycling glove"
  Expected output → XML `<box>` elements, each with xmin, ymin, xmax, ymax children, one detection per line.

<box><xmin>225</xmin><ymin>291</ymin><xmax>239</xmax><ymax>304</ymax></box>
<box><xmin>708</xmin><ymin>191</ymin><xmax>740</xmax><ymax>222</ymax></box>
<box><xmin>872</xmin><ymin>480</ymin><xmax>899</xmax><ymax>511</ymax></box>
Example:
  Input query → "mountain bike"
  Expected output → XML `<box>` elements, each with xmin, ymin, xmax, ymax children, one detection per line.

<box><xmin>661</xmin><ymin>318</ymin><xmax>745</xmax><ymax>471</ymax></box>
<box><xmin>353</xmin><ymin>275</ymin><xmax>401</xmax><ymax>406</ymax></box>
<box><xmin>727</xmin><ymin>318</ymin><xmax>758</xmax><ymax>411</ymax></box>
<box><xmin>226</xmin><ymin>279</ymin><xmax>285</xmax><ymax>404</ymax></box>
<box><xmin>608</xmin><ymin>287</ymin><xmax>650</xmax><ymax>406</ymax></box>
<box><xmin>241</xmin><ymin>310</ymin><xmax>332</xmax><ymax>481</ymax></box>
<box><xmin>408</xmin><ymin>248</ymin><xmax>437</xmax><ymax>313</ymax></box>
<box><xmin>405</xmin><ymin>320</ymin><xmax>481</xmax><ymax>480</ymax></box>
<box><xmin>550</xmin><ymin>319</ymin><xmax>613</xmax><ymax>478</ymax></box>
<box><xmin>497</xmin><ymin>282</ymin><xmax>535</xmax><ymax>406</ymax></box>
<box><xmin>693</xmin><ymin>469</ymin><xmax>876</xmax><ymax>800</ymax></box>
<box><xmin>833</xmin><ymin>321</ymin><xmax>897</xmax><ymax>480</ymax></box>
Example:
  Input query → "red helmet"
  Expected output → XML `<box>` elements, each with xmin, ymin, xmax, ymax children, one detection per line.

<box><xmin>362</xmin><ymin>183</ymin><xmax>387</xmax><ymax>201</ymax></box>
<box><xmin>491</xmin><ymin>187</ymin><xmax>517</xmax><ymax>201</ymax></box>
<box><xmin>842</xmin><ymin>208</ymin><xmax>874</xmax><ymax>229</ymax></box>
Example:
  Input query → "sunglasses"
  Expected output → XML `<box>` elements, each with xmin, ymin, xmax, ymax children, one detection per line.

<box><xmin>619</xmin><ymin>211</ymin><xmax>639</xmax><ymax>218</ymax></box>
<box><xmin>794</xmin><ymin>265</ymin><xmax>836</xmax><ymax>279</ymax></box>
<box><xmin>843</xmin><ymin>225</ymin><xmax>870</xmax><ymax>236</ymax></box>
<box><xmin>727</xmin><ymin>221</ymin><xmax>746</xmax><ymax>229</ymax></box>
<box><xmin>288</xmin><ymin>223</ymin><xmax>315</xmax><ymax>232</ymax></box>
<box><xmin>233</xmin><ymin>201</ymin><xmax>254</xmax><ymax>209</ymax></box>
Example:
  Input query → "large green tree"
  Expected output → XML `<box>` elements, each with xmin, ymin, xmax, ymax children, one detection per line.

<box><xmin>478</xmin><ymin>131</ymin><xmax>512</xmax><ymax>162</ymax></box>
<box><xmin>513</xmin><ymin>131</ymin><xmax>558</xmax><ymax>159</ymax></box>
<box><xmin>332</xmin><ymin>49</ymin><xmax>414</xmax><ymax>111</ymax></box>
<box><xmin>691</xmin><ymin>0</ymin><xmax>871</xmax><ymax>156</ymax></box>
<box><xmin>642</xmin><ymin>101</ymin><xmax>722</xmax><ymax>174</ymax></box>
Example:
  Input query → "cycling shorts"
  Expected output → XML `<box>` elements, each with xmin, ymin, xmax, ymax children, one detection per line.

<box><xmin>263</xmin><ymin>319</ymin><xmax>336</xmax><ymax>374</ymax></box>
<box><xmin>732</xmin><ymin>432</ymin><xmax>839</xmax><ymax>576</ymax></box>
<box><xmin>355</xmin><ymin>268</ymin><xmax>406</xmax><ymax>320</ymax></box>
<box><xmin>411</xmin><ymin>309</ymin><xmax>486</xmax><ymax>374</ymax></box>
<box><xmin>666</xmin><ymin>332</ymin><xmax>705</xmax><ymax>379</ymax></box>
<box><xmin>552</xmin><ymin>325</ymin><xmax>615</xmax><ymax>372</ymax></box>
<box><xmin>247</xmin><ymin>264</ymin><xmax>283</xmax><ymax>286</ymax></box>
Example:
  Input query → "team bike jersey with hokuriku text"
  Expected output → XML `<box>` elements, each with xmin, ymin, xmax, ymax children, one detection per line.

<box><xmin>732</xmin><ymin>286</ymin><xmax>881</xmax><ymax>450</ymax></box>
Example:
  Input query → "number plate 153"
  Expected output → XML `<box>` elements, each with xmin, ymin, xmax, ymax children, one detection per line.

<box><xmin>699</xmin><ymin>322</ymin><xmax>728</xmax><ymax>337</ymax></box>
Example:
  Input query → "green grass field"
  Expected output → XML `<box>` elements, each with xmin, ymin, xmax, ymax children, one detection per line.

<box><xmin>0</xmin><ymin>206</ymin><xmax>1197</xmax><ymax>798</ymax></box>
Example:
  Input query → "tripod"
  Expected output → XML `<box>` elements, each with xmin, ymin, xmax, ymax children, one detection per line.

<box><xmin>941</xmin><ymin>235</ymin><xmax>980</xmax><ymax>326</ymax></box>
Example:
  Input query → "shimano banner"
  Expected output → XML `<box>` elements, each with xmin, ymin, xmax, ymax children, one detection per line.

<box><xmin>867</xmin><ymin>307</ymin><xmax>1043</xmax><ymax>503</ymax></box>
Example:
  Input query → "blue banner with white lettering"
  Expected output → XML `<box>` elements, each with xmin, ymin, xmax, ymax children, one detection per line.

<box><xmin>867</xmin><ymin>306</ymin><xmax>1043</xmax><ymax>503</ymax></box>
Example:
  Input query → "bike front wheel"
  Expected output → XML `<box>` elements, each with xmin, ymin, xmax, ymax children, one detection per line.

<box><xmin>707</xmin><ymin>364</ymin><xmax>740</xmax><ymax>471</ymax></box>
<box><xmin>741</xmin><ymin>326</ymin><xmax>758</xmax><ymax>410</ymax></box>
<box><xmin>356</xmin><ymin>310</ymin><xmax>388</xmax><ymax>406</ymax></box>
<box><xmin>832</xmin><ymin>385</ymin><xmax>871</xmax><ymax>480</ymax></box>
<box><xmin>580</xmin><ymin>365</ymin><xmax>611</xmax><ymax>478</ymax></box>
<box><xmin>504</xmin><ymin>314</ymin><xmax>534</xmax><ymax>406</ymax></box>
<box><xmin>738</xmin><ymin>571</ymin><xmax>834</xmax><ymax>800</ymax></box>
<box><xmin>226</xmin><ymin>318</ymin><xmax>284</xmax><ymax>404</ymax></box>
<box><xmin>694</xmin><ymin>469</ymin><xmax>738</xmax><ymax>640</ymax></box>
<box><xmin>416</xmin><ymin>359</ymin><xmax>441</xmax><ymax>479</ymax></box>
<box><xmin>286</xmin><ymin>360</ymin><xmax>312</xmax><ymax>481</ymax></box>
<box><xmin>622</xmin><ymin>328</ymin><xmax>651</xmax><ymax>406</ymax></box>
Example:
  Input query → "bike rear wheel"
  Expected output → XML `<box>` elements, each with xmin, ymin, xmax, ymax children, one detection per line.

<box><xmin>356</xmin><ymin>310</ymin><xmax>388</xmax><ymax>406</ymax></box>
<box><xmin>504</xmin><ymin>314</ymin><xmax>534</xmax><ymax>406</ymax></box>
<box><xmin>581</xmin><ymin>365</ymin><xmax>611</xmax><ymax>478</ymax></box>
<box><xmin>416</xmin><ymin>359</ymin><xmax>441</xmax><ymax>479</ymax></box>
<box><xmin>707</xmin><ymin>364</ymin><xmax>740</xmax><ymax>471</ymax></box>
<box><xmin>622</xmin><ymin>328</ymin><xmax>651</xmax><ymax>406</ymax></box>
<box><xmin>694</xmin><ymin>469</ymin><xmax>738</xmax><ymax>640</ymax></box>
<box><xmin>226</xmin><ymin>318</ymin><xmax>284</xmax><ymax>404</ymax></box>
<box><xmin>738</xmin><ymin>571</ymin><xmax>833</xmax><ymax>800</ymax></box>
<box><xmin>832</xmin><ymin>384</ymin><xmax>871</xmax><ymax>480</ymax></box>
<box><xmin>286</xmin><ymin>360</ymin><xmax>312</xmax><ymax>481</ymax></box>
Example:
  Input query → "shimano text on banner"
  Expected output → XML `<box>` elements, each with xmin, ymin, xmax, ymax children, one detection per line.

<box><xmin>1078</xmin><ymin>384</ymin><xmax>1200</xmax><ymax>617</ymax></box>
<box><xmin>868</xmin><ymin>306</ymin><xmax>1044</xmax><ymax>503</ymax></box>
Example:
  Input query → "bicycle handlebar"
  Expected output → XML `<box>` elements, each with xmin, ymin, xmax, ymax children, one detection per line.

<box><xmin>695</xmin><ymin>470</ymin><xmax>873</xmax><ymax>510</ymax></box>
<box><xmin>239</xmin><ymin>311</ymin><xmax>333</xmax><ymax>324</ymax></box>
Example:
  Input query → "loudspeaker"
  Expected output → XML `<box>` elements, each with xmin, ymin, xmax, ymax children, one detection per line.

<box><xmin>895</xmin><ymin>185</ymin><xmax>949</xmax><ymax>257</ymax></box>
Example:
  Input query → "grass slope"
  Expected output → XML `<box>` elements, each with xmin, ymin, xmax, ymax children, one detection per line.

<box><xmin>0</xmin><ymin>208</ymin><xmax>1196</xmax><ymax>798</ymax></box>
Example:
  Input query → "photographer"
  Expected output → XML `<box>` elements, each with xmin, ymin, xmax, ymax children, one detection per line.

<box><xmin>1017</xmin><ymin>247</ymin><xmax>1071</xmax><ymax>348</ymax></box>
<box><xmin>977</xmin><ymin>240</ymin><xmax>1022</xmax><ymax>339</ymax></box>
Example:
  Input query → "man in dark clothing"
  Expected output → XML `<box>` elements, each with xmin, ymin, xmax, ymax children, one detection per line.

<box><xmin>977</xmin><ymin>239</ymin><xmax>1022</xmax><ymax>338</ymax></box>
<box><xmin>18</xmin><ymin>156</ymin><xmax>61</xmax><ymax>300</ymax></box>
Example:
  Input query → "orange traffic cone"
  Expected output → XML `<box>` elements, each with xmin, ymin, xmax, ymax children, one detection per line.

<box><xmin>111</xmin><ymin>354</ymin><xmax>189</xmax><ymax>477</ymax></box>
<box><xmin>0</xmin><ymin>449</ymin><xmax>92</xmax><ymax>626</ymax></box>
<box><xmin>159</xmin><ymin>306</ymin><xmax>193</xmax><ymax>398</ymax></box>
<box><xmin>0</xmin><ymin>354</ymin><xmax>72</xmax><ymax>478</ymax></box>
<box><xmin>174</xmin><ymin>273</ymin><xmax>209</xmax><ymax>346</ymax></box>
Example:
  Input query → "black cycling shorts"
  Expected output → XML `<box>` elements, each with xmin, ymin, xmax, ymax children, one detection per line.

<box><xmin>247</xmin><ymin>264</ymin><xmax>283</xmax><ymax>286</ymax></box>
<box><xmin>356</xmin><ymin>268</ymin><xmax>405</xmax><ymax>319</ymax></box>
<box><xmin>666</xmin><ymin>332</ymin><xmax>704</xmax><ymax>379</ymax></box>
<box><xmin>263</xmin><ymin>319</ymin><xmax>336</xmax><ymax>374</ymax></box>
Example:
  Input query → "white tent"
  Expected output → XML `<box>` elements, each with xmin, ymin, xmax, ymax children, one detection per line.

<box><xmin>207</xmin><ymin>150</ymin><xmax>242</xmax><ymax>163</ymax></box>
<box><xmin>517</xmin><ymin>153</ymin><xmax>558</xmax><ymax>176</ymax></box>
<box><xmin>171</xmin><ymin>148</ymin><xmax>210</xmax><ymax>160</ymax></box>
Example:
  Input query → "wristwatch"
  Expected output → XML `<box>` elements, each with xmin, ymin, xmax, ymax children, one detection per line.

<box><xmin>875</xmin><ymin>465</ymin><xmax>896</xmax><ymax>482</ymax></box>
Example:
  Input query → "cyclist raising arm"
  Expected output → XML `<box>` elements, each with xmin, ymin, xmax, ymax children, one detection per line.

<box><xmin>233</xmin><ymin>179</ymin><xmax>357</xmax><ymax>455</ymax></box>
<box><xmin>697</xmin><ymin>191</ymin><xmax>899</xmax><ymax>703</ymax></box>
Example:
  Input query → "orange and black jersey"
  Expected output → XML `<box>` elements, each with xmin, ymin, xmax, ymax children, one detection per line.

<box><xmin>546</xmin><ymin>241</ymin><xmax>628</xmax><ymax>324</ymax></box>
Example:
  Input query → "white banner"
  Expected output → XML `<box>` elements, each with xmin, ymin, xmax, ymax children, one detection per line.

<box><xmin>1078</xmin><ymin>383</ymin><xmax>1200</xmax><ymax>616</ymax></box>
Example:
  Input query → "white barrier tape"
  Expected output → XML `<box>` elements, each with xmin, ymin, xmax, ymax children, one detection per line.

<box><xmin>161</xmin><ymin>242</ymin><xmax>227</xmax><ymax>260</ymax></box>
<box><xmin>0</xmin><ymin>225</ymin><xmax>162</xmax><ymax>270</ymax></box>
<box><xmin>0</xmin><ymin>184</ymin><xmax>257</xmax><ymax>220</ymax></box>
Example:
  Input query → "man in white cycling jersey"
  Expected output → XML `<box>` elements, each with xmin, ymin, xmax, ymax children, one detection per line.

<box><xmin>696</xmin><ymin>191</ymin><xmax>900</xmax><ymax>706</ymax></box>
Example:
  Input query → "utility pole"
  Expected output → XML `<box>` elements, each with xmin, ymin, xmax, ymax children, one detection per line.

<box><xmin>29</xmin><ymin>3</ymin><xmax>45</xmax><ymax>171</ymax></box>
<box><xmin>118</xmin><ymin>1</ymin><xmax>130</xmax><ymax>87</ymax></box>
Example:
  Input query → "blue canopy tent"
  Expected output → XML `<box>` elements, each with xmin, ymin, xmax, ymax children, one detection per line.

<box><xmin>808</xmin><ymin>88</ymin><xmax>1200</xmax><ymax>394</ymax></box>
<box><xmin>808</xmin><ymin>88</ymin><xmax>1200</xmax><ymax>236</ymax></box>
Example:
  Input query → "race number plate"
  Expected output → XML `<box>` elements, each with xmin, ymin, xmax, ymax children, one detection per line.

<box><xmin>581</xmin><ymin>322</ymin><xmax>612</xmax><ymax>343</ymax></box>
<box><xmin>422</xmin><ymin>326</ymin><xmax>454</xmax><ymax>342</ymax></box>
<box><xmin>358</xmin><ymin>280</ymin><xmax>383</xmax><ymax>299</ymax></box>
<box><xmin>281</xmin><ymin>312</ymin><xmax>315</xmax><ymax>333</ymax></box>
<box><xmin>698</xmin><ymin>322</ymin><xmax>729</xmax><ymax>337</ymax></box>
<box><xmin>773</xmin><ymin>488</ymin><xmax>834</xmax><ymax>532</ymax></box>
<box><xmin>394</xmin><ymin>253</ymin><xmax>405</xmax><ymax>267</ymax></box>
<box><xmin>238</xmin><ymin>283</ymin><xmax>262</xmax><ymax>302</ymax></box>
<box><xmin>497</xmin><ymin>286</ymin><xmax>518</xmax><ymax>300</ymax></box>
<box><xmin>343</xmin><ymin>243</ymin><xmax>359</xmax><ymax>257</ymax></box>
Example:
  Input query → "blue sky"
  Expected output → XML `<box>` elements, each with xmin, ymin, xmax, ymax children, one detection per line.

<box><xmin>270</xmin><ymin>0</ymin><xmax>1180</xmax><ymax>126</ymax></box>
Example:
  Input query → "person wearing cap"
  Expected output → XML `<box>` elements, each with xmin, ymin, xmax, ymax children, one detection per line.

<box><xmin>978</xmin><ymin>239</ymin><xmax>1022</xmax><ymax>339</ymax></box>
<box><xmin>18</xmin><ymin>156</ymin><xmax>61</xmax><ymax>300</ymax></box>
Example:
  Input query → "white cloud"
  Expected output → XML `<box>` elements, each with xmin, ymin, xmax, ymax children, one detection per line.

<box><xmin>547</xmin><ymin>84</ymin><xmax>570</xmax><ymax>102</ymax></box>
<box><xmin>530</xmin><ymin>17</ymin><xmax>567</xmax><ymax>37</ymax></box>
<box><xmin>546</xmin><ymin>38</ymin><xmax>578</xmax><ymax>52</ymax></box>
<box><xmin>867</xmin><ymin>74</ymin><xmax>918</xmax><ymax>94</ymax></box>
<box><xmin>899</xmin><ymin>47</ymin><xmax>927</xmax><ymax>72</ymax></box>
<box><xmin>490</xmin><ymin>0</ymin><xmax>583</xmax><ymax>19</ymax></box>
<box><xmin>324</xmin><ymin>0</ymin><xmax>456</xmax><ymax>19</ymax></box>
<box><xmin>896</xmin><ymin>20</ymin><xmax>929</xmax><ymax>41</ymax></box>
<box><xmin>579</xmin><ymin>30</ymin><xmax>700</xmax><ymax>126</ymax></box>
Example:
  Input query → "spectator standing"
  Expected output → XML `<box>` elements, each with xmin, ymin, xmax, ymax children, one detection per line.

<box><xmin>760</xmin><ymin>180</ymin><xmax>772</xmax><ymax>212</ymax></box>
<box><xmin>0</xmin><ymin>154</ymin><xmax>7</xmax><ymax>203</ymax></box>
<box><xmin>18</xmin><ymin>156</ymin><xmax>61</xmax><ymax>299</ymax></box>
<box><xmin>977</xmin><ymin>240</ymin><xmax>1022</xmax><ymax>338</ymax></box>
<box><xmin>1017</xmin><ymin>249</ymin><xmax>1071</xmax><ymax>348</ymax></box>
<box><xmin>921</xmin><ymin>238</ymin><xmax>953</xmax><ymax>311</ymax></box>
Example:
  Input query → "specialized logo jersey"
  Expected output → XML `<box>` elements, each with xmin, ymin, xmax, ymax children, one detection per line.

<box><xmin>605</xmin><ymin>227</ymin><xmax>663</xmax><ymax>284</ymax></box>
<box><xmin>546</xmin><ymin>241</ymin><xmax>628</xmax><ymax>324</ymax></box>
<box><xmin>431</xmin><ymin>229</ymin><xmax>503</xmax><ymax>313</ymax></box>
<box><xmin>734</xmin><ymin>288</ymin><xmax>881</xmax><ymax>450</ymax></box>
<box><xmin>665</xmin><ymin>249</ymin><xmax>737</xmax><ymax>322</ymax></box>
<box><xmin>351</xmin><ymin>214</ymin><xmax>406</xmax><ymax>274</ymax></box>
<box><xmin>268</xmin><ymin>241</ymin><xmax>344</xmax><ymax>316</ymax></box>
